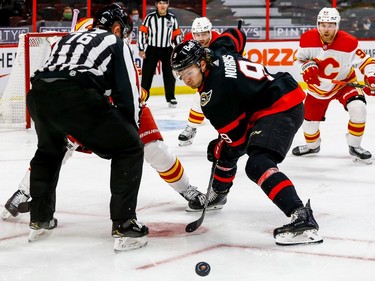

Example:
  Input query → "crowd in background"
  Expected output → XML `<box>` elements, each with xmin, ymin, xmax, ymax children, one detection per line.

<box><xmin>0</xmin><ymin>0</ymin><xmax>374</xmax><ymax>39</ymax></box>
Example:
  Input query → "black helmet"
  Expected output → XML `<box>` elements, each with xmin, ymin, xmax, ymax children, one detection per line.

<box><xmin>171</xmin><ymin>40</ymin><xmax>205</xmax><ymax>71</ymax></box>
<box><xmin>93</xmin><ymin>3</ymin><xmax>133</xmax><ymax>38</ymax></box>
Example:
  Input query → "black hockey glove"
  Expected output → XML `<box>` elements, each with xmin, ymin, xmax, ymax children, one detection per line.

<box><xmin>207</xmin><ymin>138</ymin><xmax>243</xmax><ymax>166</ymax></box>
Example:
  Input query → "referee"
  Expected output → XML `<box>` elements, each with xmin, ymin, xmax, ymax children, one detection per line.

<box><xmin>26</xmin><ymin>4</ymin><xmax>148</xmax><ymax>249</ymax></box>
<box><xmin>138</xmin><ymin>0</ymin><xmax>182</xmax><ymax>107</ymax></box>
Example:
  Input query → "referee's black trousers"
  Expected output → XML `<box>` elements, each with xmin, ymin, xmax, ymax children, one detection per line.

<box><xmin>26</xmin><ymin>79</ymin><xmax>144</xmax><ymax>223</ymax></box>
<box><xmin>141</xmin><ymin>46</ymin><xmax>176</xmax><ymax>102</ymax></box>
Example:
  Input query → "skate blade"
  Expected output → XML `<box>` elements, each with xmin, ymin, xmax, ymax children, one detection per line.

<box><xmin>275</xmin><ymin>229</ymin><xmax>323</xmax><ymax>246</ymax></box>
<box><xmin>179</xmin><ymin>140</ymin><xmax>193</xmax><ymax>146</ymax></box>
<box><xmin>351</xmin><ymin>156</ymin><xmax>372</xmax><ymax>165</ymax></box>
<box><xmin>28</xmin><ymin>229</ymin><xmax>54</xmax><ymax>242</ymax></box>
<box><xmin>114</xmin><ymin>237</ymin><xmax>148</xmax><ymax>253</ymax></box>
<box><xmin>185</xmin><ymin>204</ymin><xmax>224</xmax><ymax>212</ymax></box>
<box><xmin>1</xmin><ymin>209</ymin><xmax>12</xmax><ymax>220</ymax></box>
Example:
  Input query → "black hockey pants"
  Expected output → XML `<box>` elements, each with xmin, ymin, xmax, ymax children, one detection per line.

<box><xmin>27</xmin><ymin>79</ymin><xmax>144</xmax><ymax>223</ymax></box>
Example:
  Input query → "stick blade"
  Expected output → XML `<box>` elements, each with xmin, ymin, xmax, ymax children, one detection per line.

<box><xmin>185</xmin><ymin>219</ymin><xmax>202</xmax><ymax>233</ymax></box>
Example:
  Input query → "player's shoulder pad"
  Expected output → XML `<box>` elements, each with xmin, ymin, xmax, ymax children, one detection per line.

<box><xmin>299</xmin><ymin>29</ymin><xmax>321</xmax><ymax>48</ymax></box>
<box><xmin>211</xmin><ymin>28</ymin><xmax>246</xmax><ymax>55</ymax></box>
<box><xmin>331</xmin><ymin>30</ymin><xmax>358</xmax><ymax>52</ymax></box>
<box><xmin>183</xmin><ymin>32</ymin><xmax>194</xmax><ymax>42</ymax></box>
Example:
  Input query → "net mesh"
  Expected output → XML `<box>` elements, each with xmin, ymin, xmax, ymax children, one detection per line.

<box><xmin>0</xmin><ymin>32</ymin><xmax>65</xmax><ymax>128</ymax></box>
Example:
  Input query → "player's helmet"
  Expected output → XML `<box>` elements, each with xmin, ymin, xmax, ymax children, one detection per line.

<box><xmin>317</xmin><ymin>7</ymin><xmax>341</xmax><ymax>32</ymax></box>
<box><xmin>93</xmin><ymin>3</ymin><xmax>133</xmax><ymax>38</ymax></box>
<box><xmin>171</xmin><ymin>40</ymin><xmax>205</xmax><ymax>72</ymax></box>
<box><xmin>192</xmin><ymin>17</ymin><xmax>212</xmax><ymax>33</ymax></box>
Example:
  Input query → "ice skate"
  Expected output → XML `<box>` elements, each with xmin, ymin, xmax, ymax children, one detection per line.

<box><xmin>274</xmin><ymin>200</ymin><xmax>323</xmax><ymax>246</ymax></box>
<box><xmin>292</xmin><ymin>145</ymin><xmax>320</xmax><ymax>156</ymax></box>
<box><xmin>180</xmin><ymin>185</ymin><xmax>206</xmax><ymax>209</ymax></box>
<box><xmin>168</xmin><ymin>99</ymin><xmax>177</xmax><ymax>108</ymax></box>
<box><xmin>1</xmin><ymin>190</ymin><xmax>30</xmax><ymax>220</ymax></box>
<box><xmin>28</xmin><ymin>218</ymin><xmax>58</xmax><ymax>242</ymax></box>
<box><xmin>178</xmin><ymin>125</ymin><xmax>197</xmax><ymax>146</ymax></box>
<box><xmin>349</xmin><ymin>146</ymin><xmax>372</xmax><ymax>165</ymax></box>
<box><xmin>186</xmin><ymin>189</ymin><xmax>227</xmax><ymax>212</ymax></box>
<box><xmin>112</xmin><ymin>219</ymin><xmax>149</xmax><ymax>252</ymax></box>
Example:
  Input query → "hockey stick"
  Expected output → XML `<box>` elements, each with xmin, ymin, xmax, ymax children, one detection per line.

<box><xmin>331</xmin><ymin>80</ymin><xmax>365</xmax><ymax>88</ymax></box>
<box><xmin>237</xmin><ymin>19</ymin><xmax>244</xmax><ymax>30</ymax></box>
<box><xmin>319</xmin><ymin>77</ymin><xmax>366</xmax><ymax>88</ymax></box>
<box><xmin>70</xmin><ymin>9</ymin><xmax>80</xmax><ymax>32</ymax></box>
<box><xmin>185</xmin><ymin>159</ymin><xmax>218</xmax><ymax>233</ymax></box>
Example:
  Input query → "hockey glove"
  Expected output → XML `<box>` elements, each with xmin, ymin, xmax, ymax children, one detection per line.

<box><xmin>66</xmin><ymin>135</ymin><xmax>92</xmax><ymax>154</ymax></box>
<box><xmin>207</xmin><ymin>138</ymin><xmax>224</xmax><ymax>162</ymax></box>
<box><xmin>301</xmin><ymin>61</ymin><xmax>321</xmax><ymax>86</ymax></box>
<box><xmin>363</xmin><ymin>75</ymin><xmax>375</xmax><ymax>96</ymax></box>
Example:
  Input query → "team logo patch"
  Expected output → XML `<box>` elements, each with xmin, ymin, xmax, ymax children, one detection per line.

<box><xmin>166</xmin><ymin>20</ymin><xmax>173</xmax><ymax>28</ymax></box>
<box><xmin>200</xmin><ymin>90</ymin><xmax>212</xmax><ymax>107</ymax></box>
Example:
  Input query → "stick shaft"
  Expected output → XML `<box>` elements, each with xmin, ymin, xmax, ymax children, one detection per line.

<box><xmin>70</xmin><ymin>9</ymin><xmax>80</xmax><ymax>32</ymax></box>
<box><xmin>185</xmin><ymin>160</ymin><xmax>217</xmax><ymax>233</ymax></box>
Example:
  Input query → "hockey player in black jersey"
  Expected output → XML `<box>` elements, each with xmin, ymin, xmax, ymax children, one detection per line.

<box><xmin>171</xmin><ymin>29</ymin><xmax>323</xmax><ymax>245</ymax></box>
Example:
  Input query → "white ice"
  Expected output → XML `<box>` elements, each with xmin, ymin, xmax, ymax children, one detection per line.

<box><xmin>1</xmin><ymin>94</ymin><xmax>375</xmax><ymax>281</ymax></box>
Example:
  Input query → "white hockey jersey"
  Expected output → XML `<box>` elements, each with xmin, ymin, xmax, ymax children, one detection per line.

<box><xmin>295</xmin><ymin>29</ymin><xmax>375</xmax><ymax>99</ymax></box>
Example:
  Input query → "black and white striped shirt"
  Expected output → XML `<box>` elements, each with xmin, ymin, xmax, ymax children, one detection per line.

<box><xmin>32</xmin><ymin>28</ymin><xmax>141</xmax><ymax>127</ymax></box>
<box><xmin>138</xmin><ymin>11</ymin><xmax>182</xmax><ymax>51</ymax></box>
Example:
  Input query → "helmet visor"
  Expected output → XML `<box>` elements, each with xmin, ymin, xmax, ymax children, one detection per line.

<box><xmin>172</xmin><ymin>64</ymin><xmax>201</xmax><ymax>81</ymax></box>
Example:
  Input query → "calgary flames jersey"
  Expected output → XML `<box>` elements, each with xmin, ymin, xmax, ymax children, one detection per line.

<box><xmin>295</xmin><ymin>28</ymin><xmax>375</xmax><ymax>99</ymax></box>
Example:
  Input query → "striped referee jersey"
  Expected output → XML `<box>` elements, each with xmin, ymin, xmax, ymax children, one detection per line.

<box><xmin>32</xmin><ymin>28</ymin><xmax>141</xmax><ymax>127</ymax></box>
<box><xmin>138</xmin><ymin>11</ymin><xmax>182</xmax><ymax>50</ymax></box>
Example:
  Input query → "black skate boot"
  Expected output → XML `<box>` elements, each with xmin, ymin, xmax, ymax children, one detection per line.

<box><xmin>180</xmin><ymin>185</ymin><xmax>206</xmax><ymax>208</ymax></box>
<box><xmin>274</xmin><ymin>200</ymin><xmax>323</xmax><ymax>246</ymax></box>
<box><xmin>29</xmin><ymin>218</ymin><xmax>58</xmax><ymax>242</ymax></box>
<box><xmin>178</xmin><ymin>125</ymin><xmax>197</xmax><ymax>146</ymax></box>
<box><xmin>112</xmin><ymin>219</ymin><xmax>149</xmax><ymax>252</ymax></box>
<box><xmin>186</xmin><ymin>189</ymin><xmax>228</xmax><ymax>212</ymax></box>
<box><xmin>1</xmin><ymin>190</ymin><xmax>30</xmax><ymax>220</ymax></box>
<box><xmin>349</xmin><ymin>146</ymin><xmax>372</xmax><ymax>164</ymax></box>
<box><xmin>292</xmin><ymin>145</ymin><xmax>320</xmax><ymax>156</ymax></box>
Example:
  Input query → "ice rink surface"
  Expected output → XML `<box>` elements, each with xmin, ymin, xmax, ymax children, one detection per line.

<box><xmin>1</xmin><ymin>94</ymin><xmax>375</xmax><ymax>281</ymax></box>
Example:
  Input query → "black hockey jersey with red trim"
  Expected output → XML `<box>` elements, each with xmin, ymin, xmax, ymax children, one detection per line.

<box><xmin>198</xmin><ymin>28</ymin><xmax>306</xmax><ymax>150</ymax></box>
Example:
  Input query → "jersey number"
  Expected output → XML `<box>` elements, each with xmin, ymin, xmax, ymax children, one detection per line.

<box><xmin>238</xmin><ymin>60</ymin><xmax>274</xmax><ymax>81</ymax></box>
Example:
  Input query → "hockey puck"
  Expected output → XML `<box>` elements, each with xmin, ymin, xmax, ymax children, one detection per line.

<box><xmin>195</xmin><ymin>261</ymin><xmax>210</xmax><ymax>277</ymax></box>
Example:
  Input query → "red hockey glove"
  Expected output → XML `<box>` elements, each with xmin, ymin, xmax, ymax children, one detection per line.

<box><xmin>301</xmin><ymin>61</ymin><xmax>321</xmax><ymax>86</ymax></box>
<box><xmin>363</xmin><ymin>75</ymin><xmax>375</xmax><ymax>96</ymax></box>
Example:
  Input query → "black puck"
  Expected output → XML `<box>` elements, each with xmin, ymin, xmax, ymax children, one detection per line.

<box><xmin>195</xmin><ymin>261</ymin><xmax>210</xmax><ymax>277</ymax></box>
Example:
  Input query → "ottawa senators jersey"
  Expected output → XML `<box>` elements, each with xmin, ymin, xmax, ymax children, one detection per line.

<box><xmin>295</xmin><ymin>28</ymin><xmax>375</xmax><ymax>99</ymax></box>
<box><xmin>198</xmin><ymin>28</ymin><xmax>306</xmax><ymax>150</ymax></box>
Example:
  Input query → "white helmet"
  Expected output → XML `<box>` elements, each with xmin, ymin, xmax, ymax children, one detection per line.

<box><xmin>191</xmin><ymin>17</ymin><xmax>212</xmax><ymax>33</ymax></box>
<box><xmin>317</xmin><ymin>7</ymin><xmax>341</xmax><ymax>30</ymax></box>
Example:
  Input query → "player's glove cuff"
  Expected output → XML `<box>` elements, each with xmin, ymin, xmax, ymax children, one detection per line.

<box><xmin>301</xmin><ymin>61</ymin><xmax>321</xmax><ymax>86</ymax></box>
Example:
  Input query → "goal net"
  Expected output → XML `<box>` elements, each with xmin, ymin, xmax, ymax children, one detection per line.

<box><xmin>0</xmin><ymin>32</ymin><xmax>66</xmax><ymax>128</ymax></box>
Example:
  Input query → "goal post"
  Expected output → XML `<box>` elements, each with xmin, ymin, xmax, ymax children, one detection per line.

<box><xmin>0</xmin><ymin>32</ymin><xmax>67</xmax><ymax>128</ymax></box>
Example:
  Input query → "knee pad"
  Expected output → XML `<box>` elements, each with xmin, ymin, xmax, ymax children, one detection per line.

<box><xmin>245</xmin><ymin>149</ymin><xmax>278</xmax><ymax>183</ymax></box>
<box><xmin>347</xmin><ymin>99</ymin><xmax>366</xmax><ymax>123</ymax></box>
<box><xmin>144</xmin><ymin>140</ymin><xmax>175</xmax><ymax>171</ymax></box>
